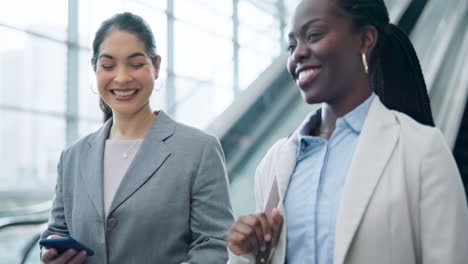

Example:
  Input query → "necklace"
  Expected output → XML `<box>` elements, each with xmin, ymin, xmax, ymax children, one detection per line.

<box><xmin>122</xmin><ymin>141</ymin><xmax>140</xmax><ymax>159</ymax></box>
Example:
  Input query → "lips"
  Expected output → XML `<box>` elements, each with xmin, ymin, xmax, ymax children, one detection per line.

<box><xmin>110</xmin><ymin>89</ymin><xmax>139</xmax><ymax>101</ymax></box>
<box><xmin>295</xmin><ymin>66</ymin><xmax>322</xmax><ymax>89</ymax></box>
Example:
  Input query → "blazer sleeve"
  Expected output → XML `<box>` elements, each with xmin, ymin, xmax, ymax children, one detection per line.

<box><xmin>419</xmin><ymin>129</ymin><xmax>468</xmax><ymax>264</ymax></box>
<box><xmin>41</xmin><ymin>151</ymin><xmax>70</xmax><ymax>240</ymax></box>
<box><xmin>183</xmin><ymin>135</ymin><xmax>235</xmax><ymax>264</ymax></box>
<box><xmin>227</xmin><ymin>143</ymin><xmax>275</xmax><ymax>264</ymax></box>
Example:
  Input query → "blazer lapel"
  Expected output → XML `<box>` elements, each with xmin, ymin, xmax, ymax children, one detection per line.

<box><xmin>275</xmin><ymin>132</ymin><xmax>299</xmax><ymax>203</ymax></box>
<box><xmin>334</xmin><ymin>98</ymin><xmax>399</xmax><ymax>264</ymax></box>
<box><xmin>107</xmin><ymin>111</ymin><xmax>174</xmax><ymax>216</ymax></box>
<box><xmin>270</xmin><ymin>131</ymin><xmax>299</xmax><ymax>264</ymax></box>
<box><xmin>81</xmin><ymin>119</ymin><xmax>113</xmax><ymax>220</ymax></box>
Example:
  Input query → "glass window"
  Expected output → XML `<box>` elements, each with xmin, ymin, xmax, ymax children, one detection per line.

<box><xmin>0</xmin><ymin>27</ymin><xmax>67</xmax><ymax>113</ymax></box>
<box><xmin>237</xmin><ymin>0</ymin><xmax>281</xmax><ymax>90</ymax></box>
<box><xmin>238</xmin><ymin>47</ymin><xmax>277</xmax><ymax>90</ymax></box>
<box><xmin>173</xmin><ymin>76</ymin><xmax>219</xmax><ymax>128</ymax></box>
<box><xmin>78</xmin><ymin>50</ymin><xmax>101</xmax><ymax>121</ymax></box>
<box><xmin>0</xmin><ymin>0</ymin><xmax>68</xmax><ymax>41</ymax></box>
<box><xmin>175</xmin><ymin>0</ymin><xmax>233</xmax><ymax>38</ymax></box>
<box><xmin>174</xmin><ymin>21</ymin><xmax>233</xmax><ymax>81</ymax></box>
<box><xmin>239</xmin><ymin>28</ymin><xmax>281</xmax><ymax>55</ymax></box>
<box><xmin>238</xmin><ymin>0</ymin><xmax>277</xmax><ymax>32</ymax></box>
<box><xmin>78</xmin><ymin>119</ymin><xmax>102</xmax><ymax>139</ymax></box>
<box><xmin>0</xmin><ymin>111</ymin><xmax>65</xmax><ymax>209</ymax></box>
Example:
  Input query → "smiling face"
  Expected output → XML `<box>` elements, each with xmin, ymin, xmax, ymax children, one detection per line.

<box><xmin>287</xmin><ymin>0</ymin><xmax>366</xmax><ymax>105</ymax></box>
<box><xmin>96</xmin><ymin>29</ymin><xmax>161</xmax><ymax>117</ymax></box>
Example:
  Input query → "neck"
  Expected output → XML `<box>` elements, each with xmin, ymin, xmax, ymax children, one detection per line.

<box><xmin>317</xmin><ymin>81</ymin><xmax>372</xmax><ymax>140</ymax></box>
<box><xmin>109</xmin><ymin>105</ymin><xmax>156</xmax><ymax>140</ymax></box>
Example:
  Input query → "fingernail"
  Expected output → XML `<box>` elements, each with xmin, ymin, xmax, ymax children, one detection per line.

<box><xmin>265</xmin><ymin>234</ymin><xmax>271</xmax><ymax>241</ymax></box>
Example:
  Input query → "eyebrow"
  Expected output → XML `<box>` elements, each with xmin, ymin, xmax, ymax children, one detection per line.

<box><xmin>288</xmin><ymin>18</ymin><xmax>322</xmax><ymax>40</ymax></box>
<box><xmin>98</xmin><ymin>52</ymin><xmax>147</xmax><ymax>60</ymax></box>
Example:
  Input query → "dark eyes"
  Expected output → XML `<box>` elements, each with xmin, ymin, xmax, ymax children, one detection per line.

<box><xmin>307</xmin><ymin>32</ymin><xmax>324</xmax><ymax>43</ymax></box>
<box><xmin>287</xmin><ymin>32</ymin><xmax>324</xmax><ymax>53</ymax></box>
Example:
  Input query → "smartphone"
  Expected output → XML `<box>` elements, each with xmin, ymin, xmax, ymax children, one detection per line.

<box><xmin>39</xmin><ymin>237</ymin><xmax>94</xmax><ymax>256</ymax></box>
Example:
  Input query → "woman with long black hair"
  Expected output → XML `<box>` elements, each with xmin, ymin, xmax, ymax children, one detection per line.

<box><xmin>227</xmin><ymin>0</ymin><xmax>468</xmax><ymax>263</ymax></box>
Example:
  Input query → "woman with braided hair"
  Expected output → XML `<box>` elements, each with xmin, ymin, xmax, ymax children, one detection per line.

<box><xmin>226</xmin><ymin>0</ymin><xmax>468</xmax><ymax>263</ymax></box>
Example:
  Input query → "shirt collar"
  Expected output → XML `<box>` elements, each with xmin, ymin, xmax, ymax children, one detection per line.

<box><xmin>298</xmin><ymin>93</ymin><xmax>375</xmax><ymax>140</ymax></box>
<box><xmin>339</xmin><ymin>93</ymin><xmax>375</xmax><ymax>134</ymax></box>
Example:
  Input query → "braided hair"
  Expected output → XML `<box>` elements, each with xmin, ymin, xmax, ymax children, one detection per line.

<box><xmin>337</xmin><ymin>0</ymin><xmax>435</xmax><ymax>126</ymax></box>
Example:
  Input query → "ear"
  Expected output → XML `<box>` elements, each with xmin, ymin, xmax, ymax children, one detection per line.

<box><xmin>153</xmin><ymin>55</ymin><xmax>162</xmax><ymax>80</ymax></box>
<box><xmin>360</xmin><ymin>25</ymin><xmax>378</xmax><ymax>55</ymax></box>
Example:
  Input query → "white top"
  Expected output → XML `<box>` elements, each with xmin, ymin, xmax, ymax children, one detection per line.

<box><xmin>103</xmin><ymin>139</ymin><xmax>143</xmax><ymax>216</ymax></box>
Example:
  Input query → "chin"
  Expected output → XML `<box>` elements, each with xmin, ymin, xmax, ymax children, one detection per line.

<box><xmin>300</xmin><ymin>90</ymin><xmax>325</xmax><ymax>105</ymax></box>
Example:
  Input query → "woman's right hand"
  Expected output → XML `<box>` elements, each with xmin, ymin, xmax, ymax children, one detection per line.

<box><xmin>227</xmin><ymin>208</ymin><xmax>283</xmax><ymax>256</ymax></box>
<box><xmin>40</xmin><ymin>235</ymin><xmax>87</xmax><ymax>264</ymax></box>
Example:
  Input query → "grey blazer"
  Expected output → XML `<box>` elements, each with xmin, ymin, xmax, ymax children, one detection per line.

<box><xmin>42</xmin><ymin>111</ymin><xmax>234</xmax><ymax>263</ymax></box>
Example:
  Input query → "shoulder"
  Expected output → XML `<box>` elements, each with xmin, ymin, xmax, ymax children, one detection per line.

<box><xmin>170</xmin><ymin>120</ymin><xmax>220</xmax><ymax>149</ymax></box>
<box><xmin>255</xmin><ymin>136</ymin><xmax>291</xmax><ymax>179</ymax></box>
<box><xmin>259</xmin><ymin>137</ymin><xmax>289</xmax><ymax>162</ymax></box>
<box><xmin>392</xmin><ymin>110</ymin><xmax>446</xmax><ymax>151</ymax></box>
<box><xmin>60</xmin><ymin>128</ymin><xmax>102</xmax><ymax>161</ymax></box>
<box><xmin>155</xmin><ymin>113</ymin><xmax>222</xmax><ymax>159</ymax></box>
<box><xmin>390</xmin><ymin>110</ymin><xmax>457</xmax><ymax>176</ymax></box>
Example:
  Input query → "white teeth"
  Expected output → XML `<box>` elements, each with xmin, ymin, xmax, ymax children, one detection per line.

<box><xmin>298</xmin><ymin>69</ymin><xmax>317</xmax><ymax>81</ymax></box>
<box><xmin>113</xmin><ymin>90</ymin><xmax>137</xmax><ymax>96</ymax></box>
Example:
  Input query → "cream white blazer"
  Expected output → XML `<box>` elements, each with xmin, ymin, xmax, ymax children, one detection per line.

<box><xmin>228</xmin><ymin>97</ymin><xmax>468</xmax><ymax>264</ymax></box>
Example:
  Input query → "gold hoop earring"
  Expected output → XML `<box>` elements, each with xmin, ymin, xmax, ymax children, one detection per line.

<box><xmin>362</xmin><ymin>53</ymin><xmax>369</xmax><ymax>74</ymax></box>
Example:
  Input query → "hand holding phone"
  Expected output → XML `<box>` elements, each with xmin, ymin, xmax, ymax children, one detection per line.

<box><xmin>40</xmin><ymin>235</ymin><xmax>93</xmax><ymax>264</ymax></box>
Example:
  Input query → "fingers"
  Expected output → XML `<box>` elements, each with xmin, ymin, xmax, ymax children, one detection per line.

<box><xmin>41</xmin><ymin>248</ymin><xmax>58</xmax><ymax>262</ymax></box>
<box><xmin>271</xmin><ymin>208</ymin><xmax>284</xmax><ymax>247</ymax></box>
<box><xmin>245</xmin><ymin>214</ymin><xmax>270</xmax><ymax>253</ymax></box>
<box><xmin>41</xmin><ymin>235</ymin><xmax>63</xmax><ymax>262</ymax></box>
<box><xmin>257</xmin><ymin>214</ymin><xmax>271</xmax><ymax>243</ymax></box>
<box><xmin>42</xmin><ymin>249</ymin><xmax>86</xmax><ymax>264</ymax></box>
<box><xmin>227</xmin><ymin>213</ymin><xmax>271</xmax><ymax>256</ymax></box>
<box><xmin>227</xmin><ymin>227</ymin><xmax>255</xmax><ymax>256</ymax></box>
<box><xmin>47</xmin><ymin>235</ymin><xmax>63</xmax><ymax>239</ymax></box>
<box><xmin>67</xmin><ymin>251</ymin><xmax>87</xmax><ymax>264</ymax></box>
<box><xmin>50</xmin><ymin>249</ymin><xmax>79</xmax><ymax>264</ymax></box>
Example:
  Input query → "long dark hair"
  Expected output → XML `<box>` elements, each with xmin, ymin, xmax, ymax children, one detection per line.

<box><xmin>91</xmin><ymin>12</ymin><xmax>158</xmax><ymax>122</ymax></box>
<box><xmin>337</xmin><ymin>0</ymin><xmax>435</xmax><ymax>126</ymax></box>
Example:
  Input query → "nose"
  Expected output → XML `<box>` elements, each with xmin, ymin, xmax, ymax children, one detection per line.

<box><xmin>113</xmin><ymin>66</ymin><xmax>133</xmax><ymax>84</ymax></box>
<box><xmin>292</xmin><ymin>41</ymin><xmax>311</xmax><ymax>64</ymax></box>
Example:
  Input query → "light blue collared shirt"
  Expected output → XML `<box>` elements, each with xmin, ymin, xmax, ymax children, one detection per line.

<box><xmin>284</xmin><ymin>94</ymin><xmax>375</xmax><ymax>264</ymax></box>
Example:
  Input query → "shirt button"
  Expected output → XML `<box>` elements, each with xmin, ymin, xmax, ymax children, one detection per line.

<box><xmin>107</xmin><ymin>218</ymin><xmax>118</xmax><ymax>230</ymax></box>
